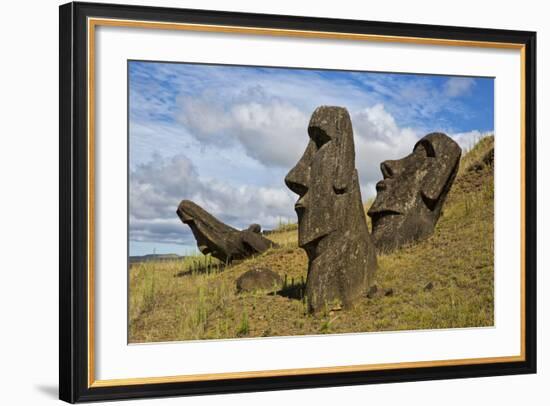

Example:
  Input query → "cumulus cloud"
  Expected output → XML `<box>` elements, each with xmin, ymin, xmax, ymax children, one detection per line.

<box><xmin>177</xmin><ymin>91</ymin><xmax>420</xmax><ymax>198</ymax></box>
<box><xmin>129</xmin><ymin>153</ymin><xmax>296</xmax><ymax>245</ymax></box>
<box><xmin>352</xmin><ymin>104</ymin><xmax>419</xmax><ymax>194</ymax></box>
<box><xmin>177</xmin><ymin>86</ymin><xmax>309</xmax><ymax>168</ymax></box>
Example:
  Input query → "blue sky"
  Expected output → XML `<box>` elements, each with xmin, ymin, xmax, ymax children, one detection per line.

<box><xmin>129</xmin><ymin>61</ymin><xmax>494</xmax><ymax>256</ymax></box>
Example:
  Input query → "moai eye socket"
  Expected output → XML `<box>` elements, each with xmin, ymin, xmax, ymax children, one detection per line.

<box><xmin>414</xmin><ymin>139</ymin><xmax>436</xmax><ymax>157</ymax></box>
<box><xmin>309</xmin><ymin>128</ymin><xmax>331</xmax><ymax>149</ymax></box>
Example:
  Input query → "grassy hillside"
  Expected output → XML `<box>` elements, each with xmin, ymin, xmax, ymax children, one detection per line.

<box><xmin>129</xmin><ymin>136</ymin><xmax>494</xmax><ymax>343</ymax></box>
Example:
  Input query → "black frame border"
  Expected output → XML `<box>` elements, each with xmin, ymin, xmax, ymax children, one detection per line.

<box><xmin>59</xmin><ymin>1</ymin><xmax>536</xmax><ymax>403</ymax></box>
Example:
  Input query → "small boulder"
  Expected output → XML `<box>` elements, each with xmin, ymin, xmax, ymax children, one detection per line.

<box><xmin>424</xmin><ymin>281</ymin><xmax>434</xmax><ymax>291</ymax></box>
<box><xmin>236</xmin><ymin>268</ymin><xmax>283</xmax><ymax>293</ymax></box>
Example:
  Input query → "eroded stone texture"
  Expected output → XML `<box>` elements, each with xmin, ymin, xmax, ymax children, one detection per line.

<box><xmin>368</xmin><ymin>132</ymin><xmax>461</xmax><ymax>252</ymax></box>
<box><xmin>285</xmin><ymin>106</ymin><xmax>377</xmax><ymax>313</ymax></box>
<box><xmin>177</xmin><ymin>200</ymin><xmax>277</xmax><ymax>263</ymax></box>
<box><xmin>236</xmin><ymin>268</ymin><xmax>283</xmax><ymax>293</ymax></box>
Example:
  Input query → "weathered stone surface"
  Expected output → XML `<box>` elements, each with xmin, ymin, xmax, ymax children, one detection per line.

<box><xmin>177</xmin><ymin>200</ymin><xmax>277</xmax><ymax>263</ymax></box>
<box><xmin>368</xmin><ymin>132</ymin><xmax>461</xmax><ymax>252</ymax></box>
<box><xmin>236</xmin><ymin>268</ymin><xmax>283</xmax><ymax>293</ymax></box>
<box><xmin>285</xmin><ymin>106</ymin><xmax>377</xmax><ymax>313</ymax></box>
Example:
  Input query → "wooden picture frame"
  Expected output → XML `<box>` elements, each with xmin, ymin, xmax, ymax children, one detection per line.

<box><xmin>59</xmin><ymin>1</ymin><xmax>536</xmax><ymax>402</ymax></box>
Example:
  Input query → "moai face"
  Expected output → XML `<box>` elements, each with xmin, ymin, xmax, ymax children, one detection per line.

<box><xmin>368</xmin><ymin>132</ymin><xmax>462</xmax><ymax>252</ymax></box>
<box><xmin>177</xmin><ymin>200</ymin><xmax>234</xmax><ymax>258</ymax></box>
<box><xmin>285</xmin><ymin>106</ymin><xmax>357</xmax><ymax>254</ymax></box>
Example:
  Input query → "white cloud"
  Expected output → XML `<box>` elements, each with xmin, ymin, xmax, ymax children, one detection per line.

<box><xmin>129</xmin><ymin>154</ymin><xmax>296</xmax><ymax>245</ymax></box>
<box><xmin>177</xmin><ymin>87</ymin><xmax>426</xmax><ymax>194</ymax></box>
<box><xmin>177</xmin><ymin>86</ymin><xmax>310</xmax><ymax>168</ymax></box>
<box><xmin>444</xmin><ymin>77</ymin><xmax>476</xmax><ymax>98</ymax></box>
<box><xmin>450</xmin><ymin>130</ymin><xmax>493</xmax><ymax>151</ymax></box>
<box><xmin>353</xmin><ymin>104</ymin><xmax>420</xmax><ymax>195</ymax></box>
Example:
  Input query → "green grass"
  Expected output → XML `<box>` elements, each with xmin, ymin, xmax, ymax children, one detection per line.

<box><xmin>129</xmin><ymin>136</ymin><xmax>494</xmax><ymax>343</ymax></box>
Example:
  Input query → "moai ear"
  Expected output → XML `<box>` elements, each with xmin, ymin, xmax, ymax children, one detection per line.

<box><xmin>421</xmin><ymin>158</ymin><xmax>457</xmax><ymax>208</ymax></box>
<box><xmin>417</xmin><ymin>135</ymin><xmax>462</xmax><ymax>209</ymax></box>
<box><xmin>332</xmin><ymin>109</ymin><xmax>355</xmax><ymax>194</ymax></box>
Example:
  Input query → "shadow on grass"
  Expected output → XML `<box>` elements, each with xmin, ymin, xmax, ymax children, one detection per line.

<box><xmin>274</xmin><ymin>280</ymin><xmax>306</xmax><ymax>300</ymax></box>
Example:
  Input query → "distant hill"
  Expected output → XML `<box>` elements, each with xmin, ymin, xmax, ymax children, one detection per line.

<box><xmin>129</xmin><ymin>253</ymin><xmax>186</xmax><ymax>264</ymax></box>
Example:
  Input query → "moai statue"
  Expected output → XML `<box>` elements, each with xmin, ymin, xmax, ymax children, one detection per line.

<box><xmin>368</xmin><ymin>132</ymin><xmax>462</xmax><ymax>252</ymax></box>
<box><xmin>285</xmin><ymin>106</ymin><xmax>377</xmax><ymax>313</ymax></box>
<box><xmin>177</xmin><ymin>200</ymin><xmax>276</xmax><ymax>263</ymax></box>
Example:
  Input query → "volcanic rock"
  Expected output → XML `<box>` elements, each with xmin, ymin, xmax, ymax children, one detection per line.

<box><xmin>236</xmin><ymin>268</ymin><xmax>283</xmax><ymax>293</ymax></box>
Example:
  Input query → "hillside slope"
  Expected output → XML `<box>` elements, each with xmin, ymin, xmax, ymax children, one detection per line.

<box><xmin>129</xmin><ymin>136</ymin><xmax>494</xmax><ymax>342</ymax></box>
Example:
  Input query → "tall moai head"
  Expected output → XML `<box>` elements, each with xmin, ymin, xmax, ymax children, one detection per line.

<box><xmin>368</xmin><ymin>132</ymin><xmax>462</xmax><ymax>252</ymax></box>
<box><xmin>285</xmin><ymin>106</ymin><xmax>377</xmax><ymax>312</ymax></box>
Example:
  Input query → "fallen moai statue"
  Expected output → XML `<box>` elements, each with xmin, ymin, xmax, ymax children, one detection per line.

<box><xmin>177</xmin><ymin>200</ymin><xmax>277</xmax><ymax>263</ymax></box>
